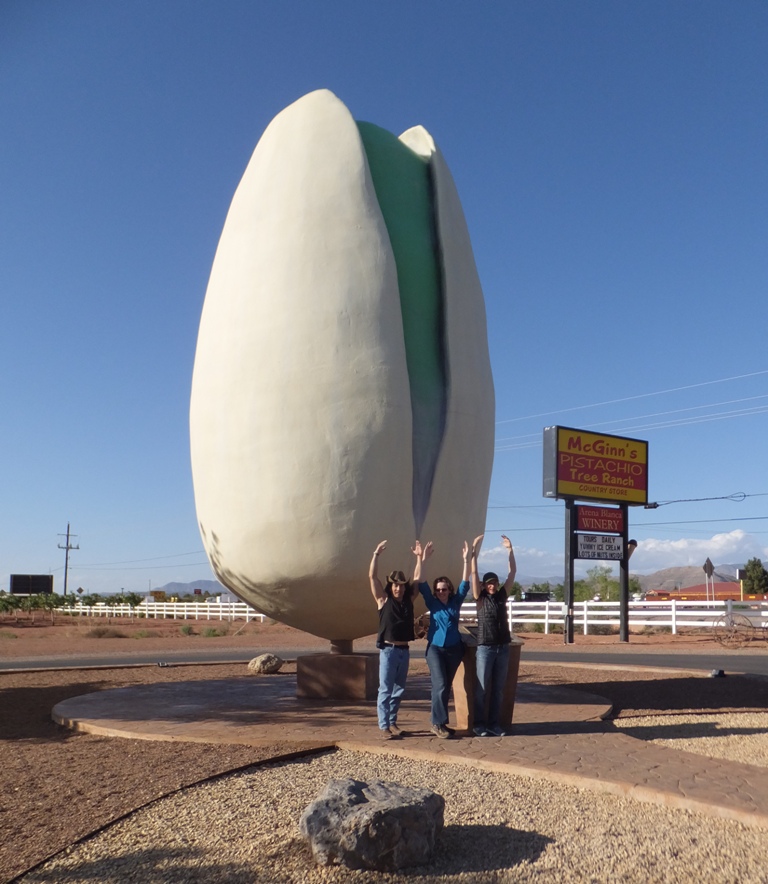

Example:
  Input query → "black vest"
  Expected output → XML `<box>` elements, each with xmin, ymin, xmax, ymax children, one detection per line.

<box><xmin>476</xmin><ymin>586</ymin><xmax>511</xmax><ymax>646</ymax></box>
<box><xmin>376</xmin><ymin>591</ymin><xmax>415</xmax><ymax>648</ymax></box>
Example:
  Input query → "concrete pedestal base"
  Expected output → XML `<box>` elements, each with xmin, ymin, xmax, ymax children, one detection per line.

<box><xmin>452</xmin><ymin>639</ymin><xmax>523</xmax><ymax>731</ymax></box>
<box><xmin>297</xmin><ymin>653</ymin><xmax>378</xmax><ymax>701</ymax></box>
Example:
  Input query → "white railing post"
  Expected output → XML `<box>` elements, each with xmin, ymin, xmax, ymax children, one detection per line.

<box><xmin>582</xmin><ymin>600</ymin><xmax>589</xmax><ymax>635</ymax></box>
<box><xmin>671</xmin><ymin>599</ymin><xmax>676</xmax><ymax>635</ymax></box>
<box><xmin>544</xmin><ymin>601</ymin><xmax>550</xmax><ymax>635</ymax></box>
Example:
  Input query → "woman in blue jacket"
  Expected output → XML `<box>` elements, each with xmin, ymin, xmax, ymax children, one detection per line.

<box><xmin>413</xmin><ymin>539</ymin><xmax>473</xmax><ymax>738</ymax></box>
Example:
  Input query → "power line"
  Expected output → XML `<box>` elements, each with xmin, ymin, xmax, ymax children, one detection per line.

<box><xmin>495</xmin><ymin>404</ymin><xmax>768</xmax><ymax>451</ymax></box>
<box><xmin>487</xmin><ymin>493</ymin><xmax>768</xmax><ymax>513</ymax></box>
<box><xmin>76</xmin><ymin>561</ymin><xmax>211</xmax><ymax>572</ymax></box>
<box><xmin>487</xmin><ymin>515</ymin><xmax>768</xmax><ymax>533</ymax></box>
<box><xmin>75</xmin><ymin>550</ymin><xmax>206</xmax><ymax>567</ymax></box>
<box><xmin>495</xmin><ymin>369</ymin><xmax>768</xmax><ymax>426</ymax></box>
<box><xmin>496</xmin><ymin>394</ymin><xmax>768</xmax><ymax>444</ymax></box>
<box><xmin>634</xmin><ymin>516</ymin><xmax>768</xmax><ymax>527</ymax></box>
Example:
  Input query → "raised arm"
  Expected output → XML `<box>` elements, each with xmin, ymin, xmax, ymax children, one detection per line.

<box><xmin>452</xmin><ymin>540</ymin><xmax>473</xmax><ymax>604</ymax></box>
<box><xmin>471</xmin><ymin>534</ymin><xmax>484</xmax><ymax>599</ymax></box>
<box><xmin>501</xmin><ymin>534</ymin><xmax>517</xmax><ymax>588</ymax></box>
<box><xmin>411</xmin><ymin>540</ymin><xmax>434</xmax><ymax>587</ymax></box>
<box><xmin>369</xmin><ymin>540</ymin><xmax>387</xmax><ymax>605</ymax></box>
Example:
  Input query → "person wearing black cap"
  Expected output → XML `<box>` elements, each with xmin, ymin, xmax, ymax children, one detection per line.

<box><xmin>472</xmin><ymin>534</ymin><xmax>517</xmax><ymax>737</ymax></box>
<box><xmin>369</xmin><ymin>539</ymin><xmax>419</xmax><ymax>740</ymax></box>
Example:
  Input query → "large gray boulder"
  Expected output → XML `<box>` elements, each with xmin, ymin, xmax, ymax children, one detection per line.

<box><xmin>299</xmin><ymin>778</ymin><xmax>444</xmax><ymax>871</ymax></box>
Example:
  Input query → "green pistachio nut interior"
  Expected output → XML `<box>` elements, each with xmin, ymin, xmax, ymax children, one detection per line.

<box><xmin>356</xmin><ymin>120</ymin><xmax>447</xmax><ymax>535</ymax></box>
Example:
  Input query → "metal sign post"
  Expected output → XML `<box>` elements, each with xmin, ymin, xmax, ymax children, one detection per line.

<box><xmin>564</xmin><ymin>500</ymin><xmax>576</xmax><ymax>644</ymax></box>
<box><xmin>703</xmin><ymin>557</ymin><xmax>714</xmax><ymax>603</ymax></box>
<box><xmin>543</xmin><ymin>426</ymin><xmax>649</xmax><ymax>645</ymax></box>
<box><xmin>618</xmin><ymin>503</ymin><xmax>630</xmax><ymax>642</ymax></box>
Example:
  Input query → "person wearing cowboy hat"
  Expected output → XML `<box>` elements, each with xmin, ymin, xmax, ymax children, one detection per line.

<box><xmin>369</xmin><ymin>540</ymin><xmax>419</xmax><ymax>740</ymax></box>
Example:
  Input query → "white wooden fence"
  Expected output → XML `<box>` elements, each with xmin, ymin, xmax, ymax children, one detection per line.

<box><xmin>504</xmin><ymin>598</ymin><xmax>768</xmax><ymax>636</ymax></box>
<box><xmin>58</xmin><ymin>598</ymin><xmax>768</xmax><ymax>636</ymax></box>
<box><xmin>61</xmin><ymin>601</ymin><xmax>267</xmax><ymax>622</ymax></box>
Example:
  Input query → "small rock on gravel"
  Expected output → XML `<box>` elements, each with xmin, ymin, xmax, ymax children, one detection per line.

<box><xmin>247</xmin><ymin>653</ymin><xmax>283</xmax><ymax>674</ymax></box>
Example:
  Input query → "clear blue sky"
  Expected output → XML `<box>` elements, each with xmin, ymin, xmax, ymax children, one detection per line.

<box><xmin>2</xmin><ymin>1</ymin><xmax>767</xmax><ymax>593</ymax></box>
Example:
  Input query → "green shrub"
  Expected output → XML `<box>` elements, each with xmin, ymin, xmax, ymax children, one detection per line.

<box><xmin>515</xmin><ymin>623</ymin><xmax>566</xmax><ymax>634</ymax></box>
<box><xmin>180</xmin><ymin>624</ymin><xmax>194</xmax><ymax>636</ymax></box>
<box><xmin>587</xmin><ymin>625</ymin><xmax>617</xmax><ymax>636</ymax></box>
<box><xmin>0</xmin><ymin>630</ymin><xmax>17</xmax><ymax>640</ymax></box>
<box><xmin>86</xmin><ymin>627</ymin><xmax>127</xmax><ymax>639</ymax></box>
<box><xmin>203</xmin><ymin>627</ymin><xmax>220</xmax><ymax>637</ymax></box>
<box><xmin>133</xmin><ymin>629</ymin><xmax>160</xmax><ymax>639</ymax></box>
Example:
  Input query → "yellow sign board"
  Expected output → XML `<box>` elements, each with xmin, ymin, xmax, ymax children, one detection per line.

<box><xmin>543</xmin><ymin>426</ymin><xmax>648</xmax><ymax>505</ymax></box>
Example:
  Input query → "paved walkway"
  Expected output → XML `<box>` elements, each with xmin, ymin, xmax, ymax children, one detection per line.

<box><xmin>53</xmin><ymin>671</ymin><xmax>768</xmax><ymax>830</ymax></box>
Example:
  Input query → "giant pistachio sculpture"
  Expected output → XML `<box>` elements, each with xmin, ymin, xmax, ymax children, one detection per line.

<box><xmin>190</xmin><ymin>90</ymin><xmax>494</xmax><ymax>641</ymax></box>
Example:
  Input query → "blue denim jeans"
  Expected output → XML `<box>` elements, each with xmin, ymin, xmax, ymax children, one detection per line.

<box><xmin>474</xmin><ymin>643</ymin><xmax>510</xmax><ymax>729</ymax></box>
<box><xmin>377</xmin><ymin>645</ymin><xmax>410</xmax><ymax>730</ymax></box>
<box><xmin>425</xmin><ymin>642</ymin><xmax>465</xmax><ymax>726</ymax></box>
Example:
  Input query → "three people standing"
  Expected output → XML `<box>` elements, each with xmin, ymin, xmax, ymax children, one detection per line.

<box><xmin>369</xmin><ymin>535</ymin><xmax>515</xmax><ymax>739</ymax></box>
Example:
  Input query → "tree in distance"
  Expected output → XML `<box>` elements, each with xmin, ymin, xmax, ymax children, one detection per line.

<box><xmin>743</xmin><ymin>557</ymin><xmax>768</xmax><ymax>595</ymax></box>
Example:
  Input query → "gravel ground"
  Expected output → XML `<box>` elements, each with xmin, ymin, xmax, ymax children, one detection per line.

<box><xmin>614</xmin><ymin>710</ymin><xmax>768</xmax><ymax>765</ymax></box>
<box><xmin>5</xmin><ymin>623</ymin><xmax>768</xmax><ymax>883</ymax></box>
<box><xmin>19</xmin><ymin>748</ymin><xmax>768</xmax><ymax>884</ymax></box>
<box><xmin>7</xmin><ymin>668</ymin><xmax>768</xmax><ymax>884</ymax></box>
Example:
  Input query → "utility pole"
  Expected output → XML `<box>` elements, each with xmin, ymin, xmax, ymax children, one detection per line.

<box><xmin>58</xmin><ymin>523</ymin><xmax>80</xmax><ymax>596</ymax></box>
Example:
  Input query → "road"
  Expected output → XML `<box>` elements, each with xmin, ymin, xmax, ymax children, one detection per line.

<box><xmin>522</xmin><ymin>648</ymin><xmax>768</xmax><ymax>676</ymax></box>
<box><xmin>4</xmin><ymin>645</ymin><xmax>768</xmax><ymax>676</ymax></box>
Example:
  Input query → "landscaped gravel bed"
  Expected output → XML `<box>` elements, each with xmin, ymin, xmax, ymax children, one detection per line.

<box><xmin>5</xmin><ymin>625</ymin><xmax>768</xmax><ymax>883</ymax></box>
<box><xmin>614</xmin><ymin>710</ymin><xmax>768</xmax><ymax>766</ymax></box>
<box><xmin>20</xmin><ymin>747</ymin><xmax>768</xmax><ymax>884</ymax></box>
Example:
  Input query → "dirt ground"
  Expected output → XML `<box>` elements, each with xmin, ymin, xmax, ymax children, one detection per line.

<box><xmin>0</xmin><ymin>611</ymin><xmax>745</xmax><ymax>660</ymax></box>
<box><xmin>0</xmin><ymin>614</ymin><xmax>337</xmax><ymax>659</ymax></box>
<box><xmin>2</xmin><ymin>617</ymin><xmax>767</xmax><ymax>882</ymax></box>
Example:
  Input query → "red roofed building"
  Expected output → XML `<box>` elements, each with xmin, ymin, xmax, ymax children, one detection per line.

<box><xmin>646</xmin><ymin>582</ymin><xmax>766</xmax><ymax>601</ymax></box>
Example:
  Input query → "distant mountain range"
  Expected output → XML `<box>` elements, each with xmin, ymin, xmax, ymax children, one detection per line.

<box><xmin>634</xmin><ymin>564</ymin><xmax>740</xmax><ymax>592</ymax></box>
<box><xmin>159</xmin><ymin>565</ymin><xmax>744</xmax><ymax>597</ymax></box>
<box><xmin>157</xmin><ymin>579</ymin><xmax>228</xmax><ymax>596</ymax></box>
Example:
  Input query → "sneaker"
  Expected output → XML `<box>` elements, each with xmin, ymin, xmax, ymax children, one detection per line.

<box><xmin>473</xmin><ymin>725</ymin><xmax>490</xmax><ymax>737</ymax></box>
<box><xmin>441</xmin><ymin>723</ymin><xmax>456</xmax><ymax>736</ymax></box>
<box><xmin>430</xmin><ymin>723</ymin><xmax>451</xmax><ymax>739</ymax></box>
<box><xmin>487</xmin><ymin>725</ymin><xmax>507</xmax><ymax>737</ymax></box>
<box><xmin>389</xmin><ymin>724</ymin><xmax>404</xmax><ymax>737</ymax></box>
